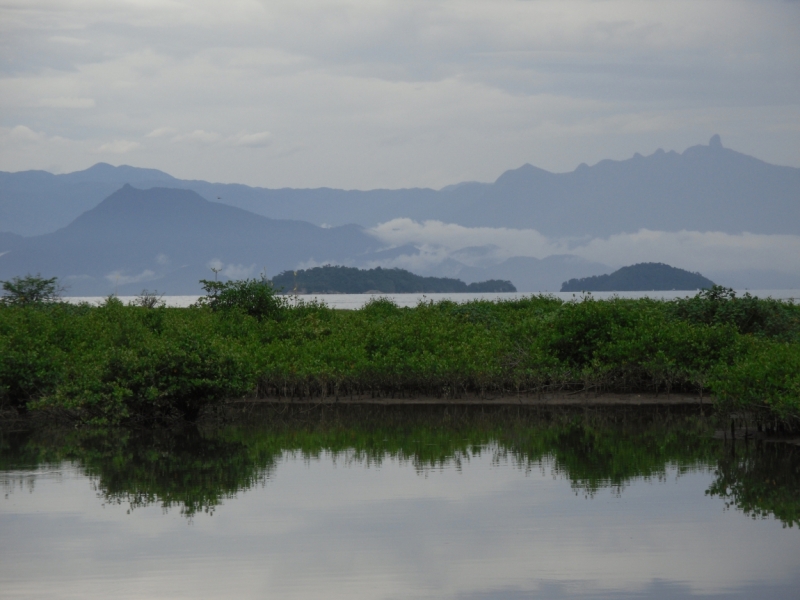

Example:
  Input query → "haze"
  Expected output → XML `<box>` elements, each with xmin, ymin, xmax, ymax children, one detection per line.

<box><xmin>2</xmin><ymin>0</ymin><xmax>799</xmax><ymax>189</ymax></box>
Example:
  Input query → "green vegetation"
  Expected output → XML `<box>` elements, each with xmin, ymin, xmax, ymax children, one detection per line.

<box><xmin>561</xmin><ymin>262</ymin><xmax>715</xmax><ymax>292</ymax></box>
<box><xmin>2</xmin><ymin>408</ymin><xmax>797</xmax><ymax>526</ymax></box>
<box><xmin>271</xmin><ymin>264</ymin><xmax>516</xmax><ymax>293</ymax></box>
<box><xmin>0</xmin><ymin>275</ymin><xmax>798</xmax><ymax>426</ymax></box>
<box><xmin>1</xmin><ymin>273</ymin><xmax>62</xmax><ymax>305</ymax></box>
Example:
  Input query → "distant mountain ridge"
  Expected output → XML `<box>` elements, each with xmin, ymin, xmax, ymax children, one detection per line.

<box><xmin>561</xmin><ymin>263</ymin><xmax>715</xmax><ymax>292</ymax></box>
<box><xmin>2</xmin><ymin>136</ymin><xmax>798</xmax><ymax>237</ymax></box>
<box><xmin>0</xmin><ymin>185</ymin><xmax>382</xmax><ymax>295</ymax></box>
<box><xmin>0</xmin><ymin>185</ymin><xmax>612</xmax><ymax>295</ymax></box>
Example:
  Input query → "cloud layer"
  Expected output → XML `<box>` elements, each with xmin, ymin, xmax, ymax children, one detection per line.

<box><xmin>1</xmin><ymin>0</ymin><xmax>798</xmax><ymax>187</ymax></box>
<box><xmin>367</xmin><ymin>219</ymin><xmax>800</xmax><ymax>277</ymax></box>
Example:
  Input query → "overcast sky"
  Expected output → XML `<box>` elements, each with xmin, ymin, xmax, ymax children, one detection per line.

<box><xmin>1</xmin><ymin>0</ymin><xmax>798</xmax><ymax>189</ymax></box>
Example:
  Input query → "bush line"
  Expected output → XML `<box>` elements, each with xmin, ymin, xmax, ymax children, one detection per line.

<box><xmin>1</xmin><ymin>279</ymin><xmax>798</xmax><ymax>426</ymax></box>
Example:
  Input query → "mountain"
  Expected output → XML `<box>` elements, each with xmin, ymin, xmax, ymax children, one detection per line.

<box><xmin>0</xmin><ymin>163</ymin><xmax>179</xmax><ymax>236</ymax></box>
<box><xmin>561</xmin><ymin>263</ymin><xmax>715</xmax><ymax>292</ymax></box>
<box><xmin>457</xmin><ymin>135</ymin><xmax>800</xmax><ymax>236</ymax></box>
<box><xmin>270</xmin><ymin>265</ymin><xmax>516</xmax><ymax>294</ymax></box>
<box><xmin>3</xmin><ymin>136</ymin><xmax>798</xmax><ymax>237</ymax></box>
<box><xmin>0</xmin><ymin>186</ymin><xmax>381</xmax><ymax>295</ymax></box>
<box><xmin>1</xmin><ymin>185</ymin><xmax>572</xmax><ymax>295</ymax></box>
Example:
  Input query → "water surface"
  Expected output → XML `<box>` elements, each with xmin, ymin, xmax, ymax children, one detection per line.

<box><xmin>63</xmin><ymin>289</ymin><xmax>800</xmax><ymax>309</ymax></box>
<box><xmin>2</xmin><ymin>408</ymin><xmax>799</xmax><ymax>599</ymax></box>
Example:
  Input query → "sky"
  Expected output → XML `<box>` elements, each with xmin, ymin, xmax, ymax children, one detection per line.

<box><xmin>1</xmin><ymin>0</ymin><xmax>799</xmax><ymax>190</ymax></box>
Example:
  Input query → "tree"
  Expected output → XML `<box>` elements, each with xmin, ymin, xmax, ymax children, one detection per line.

<box><xmin>196</xmin><ymin>276</ymin><xmax>286</xmax><ymax>320</ymax></box>
<box><xmin>0</xmin><ymin>274</ymin><xmax>63</xmax><ymax>306</ymax></box>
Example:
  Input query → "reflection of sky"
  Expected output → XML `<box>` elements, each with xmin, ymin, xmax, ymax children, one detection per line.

<box><xmin>2</xmin><ymin>452</ymin><xmax>799</xmax><ymax>599</ymax></box>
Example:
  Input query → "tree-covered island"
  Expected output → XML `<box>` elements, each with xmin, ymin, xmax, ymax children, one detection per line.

<box><xmin>562</xmin><ymin>262</ymin><xmax>715</xmax><ymax>292</ymax></box>
<box><xmin>271</xmin><ymin>265</ymin><xmax>516</xmax><ymax>294</ymax></box>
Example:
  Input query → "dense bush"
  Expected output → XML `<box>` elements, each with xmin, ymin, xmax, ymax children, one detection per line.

<box><xmin>2</xmin><ymin>298</ymin><xmax>259</xmax><ymax>424</ymax></box>
<box><xmin>0</xmin><ymin>284</ymin><xmax>798</xmax><ymax>424</ymax></box>
<box><xmin>1</xmin><ymin>273</ymin><xmax>62</xmax><ymax>306</ymax></box>
<box><xmin>196</xmin><ymin>277</ymin><xmax>286</xmax><ymax>321</ymax></box>
<box><xmin>669</xmin><ymin>286</ymin><xmax>800</xmax><ymax>340</ymax></box>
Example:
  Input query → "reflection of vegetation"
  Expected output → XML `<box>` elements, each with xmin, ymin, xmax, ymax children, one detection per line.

<box><xmin>1</xmin><ymin>426</ymin><xmax>277</xmax><ymax>516</ymax></box>
<box><xmin>2</xmin><ymin>408</ymin><xmax>798</xmax><ymax>525</ymax></box>
<box><xmin>707</xmin><ymin>439</ymin><xmax>800</xmax><ymax>528</ymax></box>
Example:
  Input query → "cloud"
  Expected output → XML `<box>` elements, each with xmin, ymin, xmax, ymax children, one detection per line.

<box><xmin>367</xmin><ymin>219</ymin><xmax>800</xmax><ymax>277</ymax></box>
<box><xmin>172</xmin><ymin>130</ymin><xmax>221</xmax><ymax>144</ymax></box>
<box><xmin>39</xmin><ymin>97</ymin><xmax>95</xmax><ymax>108</ymax></box>
<box><xmin>105</xmin><ymin>269</ymin><xmax>156</xmax><ymax>286</ymax></box>
<box><xmin>205</xmin><ymin>259</ymin><xmax>256</xmax><ymax>279</ymax></box>
<box><xmin>222</xmin><ymin>263</ymin><xmax>256</xmax><ymax>279</ymax></box>
<box><xmin>368</xmin><ymin>218</ymin><xmax>563</xmax><ymax>261</ymax></box>
<box><xmin>0</xmin><ymin>0</ymin><xmax>798</xmax><ymax>186</ymax></box>
<box><xmin>146</xmin><ymin>127</ymin><xmax>177</xmax><ymax>138</ymax></box>
<box><xmin>227</xmin><ymin>131</ymin><xmax>272</xmax><ymax>148</ymax></box>
<box><xmin>48</xmin><ymin>36</ymin><xmax>90</xmax><ymax>46</ymax></box>
<box><xmin>570</xmin><ymin>229</ymin><xmax>800</xmax><ymax>275</ymax></box>
<box><xmin>95</xmin><ymin>139</ymin><xmax>141</xmax><ymax>154</ymax></box>
<box><xmin>6</xmin><ymin>125</ymin><xmax>47</xmax><ymax>142</ymax></box>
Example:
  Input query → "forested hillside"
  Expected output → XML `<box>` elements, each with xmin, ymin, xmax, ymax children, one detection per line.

<box><xmin>561</xmin><ymin>263</ymin><xmax>715</xmax><ymax>292</ymax></box>
<box><xmin>271</xmin><ymin>265</ymin><xmax>516</xmax><ymax>294</ymax></box>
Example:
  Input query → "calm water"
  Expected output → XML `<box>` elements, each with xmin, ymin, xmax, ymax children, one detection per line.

<box><xmin>2</xmin><ymin>408</ymin><xmax>799</xmax><ymax>599</ymax></box>
<box><xmin>63</xmin><ymin>289</ymin><xmax>800</xmax><ymax>309</ymax></box>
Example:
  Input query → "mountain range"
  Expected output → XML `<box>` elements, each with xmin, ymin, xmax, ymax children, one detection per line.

<box><xmin>2</xmin><ymin>135</ymin><xmax>798</xmax><ymax>238</ymax></box>
<box><xmin>0</xmin><ymin>186</ymin><xmax>381</xmax><ymax>295</ymax></box>
<box><xmin>1</xmin><ymin>135</ymin><xmax>798</xmax><ymax>294</ymax></box>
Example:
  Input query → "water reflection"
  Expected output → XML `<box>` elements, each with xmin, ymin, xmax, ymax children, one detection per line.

<box><xmin>2</xmin><ymin>407</ymin><xmax>798</xmax><ymax>526</ymax></box>
<box><xmin>2</xmin><ymin>408</ymin><xmax>800</xmax><ymax>599</ymax></box>
<box><xmin>707</xmin><ymin>438</ymin><xmax>800</xmax><ymax>527</ymax></box>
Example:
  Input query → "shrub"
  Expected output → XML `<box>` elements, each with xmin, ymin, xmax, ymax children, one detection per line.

<box><xmin>196</xmin><ymin>277</ymin><xmax>286</xmax><ymax>321</ymax></box>
<box><xmin>710</xmin><ymin>339</ymin><xmax>800</xmax><ymax>420</ymax></box>
<box><xmin>668</xmin><ymin>286</ymin><xmax>800</xmax><ymax>340</ymax></box>
<box><xmin>0</xmin><ymin>274</ymin><xmax>62</xmax><ymax>306</ymax></box>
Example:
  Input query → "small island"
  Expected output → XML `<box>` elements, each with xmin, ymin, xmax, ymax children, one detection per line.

<box><xmin>561</xmin><ymin>262</ymin><xmax>715</xmax><ymax>292</ymax></box>
<box><xmin>271</xmin><ymin>265</ymin><xmax>516</xmax><ymax>294</ymax></box>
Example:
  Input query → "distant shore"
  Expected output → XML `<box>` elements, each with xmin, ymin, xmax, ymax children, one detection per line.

<box><xmin>58</xmin><ymin>289</ymin><xmax>800</xmax><ymax>309</ymax></box>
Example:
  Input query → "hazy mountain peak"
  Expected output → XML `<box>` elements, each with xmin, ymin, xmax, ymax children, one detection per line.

<box><xmin>709</xmin><ymin>134</ymin><xmax>723</xmax><ymax>149</ymax></box>
<box><xmin>493</xmin><ymin>162</ymin><xmax>553</xmax><ymax>186</ymax></box>
<box><xmin>60</xmin><ymin>162</ymin><xmax>176</xmax><ymax>184</ymax></box>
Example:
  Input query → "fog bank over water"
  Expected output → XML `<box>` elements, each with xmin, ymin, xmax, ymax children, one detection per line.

<box><xmin>364</xmin><ymin>220</ymin><xmax>800</xmax><ymax>290</ymax></box>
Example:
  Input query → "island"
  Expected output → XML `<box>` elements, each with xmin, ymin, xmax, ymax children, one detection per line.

<box><xmin>561</xmin><ymin>262</ymin><xmax>715</xmax><ymax>292</ymax></box>
<box><xmin>271</xmin><ymin>265</ymin><xmax>516</xmax><ymax>294</ymax></box>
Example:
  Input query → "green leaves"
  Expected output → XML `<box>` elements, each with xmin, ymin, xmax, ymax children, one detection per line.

<box><xmin>709</xmin><ymin>338</ymin><xmax>800</xmax><ymax>419</ymax></box>
<box><xmin>1</xmin><ymin>288</ymin><xmax>798</xmax><ymax>424</ymax></box>
<box><xmin>196</xmin><ymin>277</ymin><xmax>286</xmax><ymax>321</ymax></box>
<box><xmin>0</xmin><ymin>274</ymin><xmax>62</xmax><ymax>306</ymax></box>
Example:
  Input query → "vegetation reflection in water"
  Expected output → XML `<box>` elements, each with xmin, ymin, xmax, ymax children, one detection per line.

<box><xmin>1</xmin><ymin>407</ymin><xmax>798</xmax><ymax>527</ymax></box>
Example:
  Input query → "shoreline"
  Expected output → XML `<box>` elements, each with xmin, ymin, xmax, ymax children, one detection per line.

<box><xmin>234</xmin><ymin>392</ymin><xmax>710</xmax><ymax>406</ymax></box>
